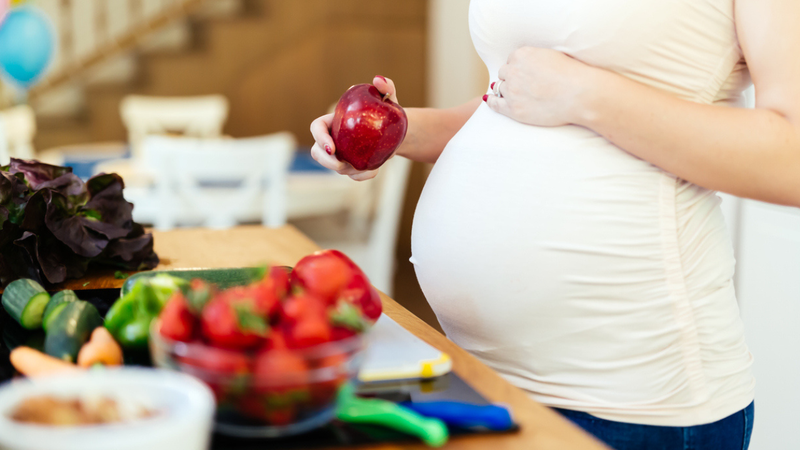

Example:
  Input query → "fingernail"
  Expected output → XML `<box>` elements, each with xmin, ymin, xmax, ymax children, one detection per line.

<box><xmin>482</xmin><ymin>94</ymin><xmax>488</xmax><ymax>102</ymax></box>
<box><xmin>376</xmin><ymin>75</ymin><xmax>387</xmax><ymax>82</ymax></box>
<box><xmin>490</xmin><ymin>82</ymin><xmax>495</xmax><ymax>90</ymax></box>
<box><xmin>325</xmin><ymin>145</ymin><xmax>332</xmax><ymax>155</ymax></box>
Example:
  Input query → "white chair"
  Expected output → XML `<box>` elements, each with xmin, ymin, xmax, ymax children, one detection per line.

<box><xmin>120</xmin><ymin>94</ymin><xmax>229</xmax><ymax>159</ymax></box>
<box><xmin>92</xmin><ymin>94</ymin><xmax>231</xmax><ymax>212</ymax></box>
<box><xmin>308</xmin><ymin>157</ymin><xmax>413</xmax><ymax>295</ymax></box>
<box><xmin>141</xmin><ymin>133</ymin><xmax>295</xmax><ymax>230</ymax></box>
<box><xmin>0</xmin><ymin>105</ymin><xmax>36</xmax><ymax>163</ymax></box>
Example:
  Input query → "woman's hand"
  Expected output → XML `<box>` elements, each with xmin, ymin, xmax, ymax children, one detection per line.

<box><xmin>484</xmin><ymin>47</ymin><xmax>597</xmax><ymax>127</ymax></box>
<box><xmin>310</xmin><ymin>75</ymin><xmax>400</xmax><ymax>181</ymax></box>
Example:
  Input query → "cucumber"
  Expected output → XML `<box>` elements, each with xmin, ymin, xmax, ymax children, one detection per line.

<box><xmin>43</xmin><ymin>302</ymin><xmax>69</xmax><ymax>333</ymax></box>
<box><xmin>44</xmin><ymin>301</ymin><xmax>103</xmax><ymax>362</ymax></box>
<box><xmin>42</xmin><ymin>290</ymin><xmax>79</xmax><ymax>332</ymax></box>
<box><xmin>1</xmin><ymin>279</ymin><xmax>51</xmax><ymax>330</ymax></box>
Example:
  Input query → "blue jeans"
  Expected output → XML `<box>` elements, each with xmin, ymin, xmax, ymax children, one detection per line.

<box><xmin>554</xmin><ymin>402</ymin><xmax>754</xmax><ymax>450</ymax></box>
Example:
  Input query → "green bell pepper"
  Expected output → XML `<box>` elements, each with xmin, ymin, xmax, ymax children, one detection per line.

<box><xmin>104</xmin><ymin>275</ymin><xmax>186</xmax><ymax>349</ymax></box>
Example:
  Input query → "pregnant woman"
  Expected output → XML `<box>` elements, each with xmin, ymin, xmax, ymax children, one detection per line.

<box><xmin>311</xmin><ymin>0</ymin><xmax>800</xmax><ymax>448</ymax></box>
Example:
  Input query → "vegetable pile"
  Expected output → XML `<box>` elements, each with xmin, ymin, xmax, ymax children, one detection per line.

<box><xmin>0</xmin><ymin>158</ymin><xmax>158</xmax><ymax>286</ymax></box>
<box><xmin>2</xmin><ymin>277</ymin><xmax>124</xmax><ymax>377</ymax></box>
<box><xmin>1</xmin><ymin>249</ymin><xmax>383</xmax><ymax>428</ymax></box>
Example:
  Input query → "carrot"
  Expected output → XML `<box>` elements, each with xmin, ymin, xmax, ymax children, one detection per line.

<box><xmin>77</xmin><ymin>327</ymin><xmax>124</xmax><ymax>368</ymax></box>
<box><xmin>10</xmin><ymin>346</ymin><xmax>82</xmax><ymax>377</ymax></box>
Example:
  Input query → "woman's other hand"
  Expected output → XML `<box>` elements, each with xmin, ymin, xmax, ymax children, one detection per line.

<box><xmin>310</xmin><ymin>75</ymin><xmax>399</xmax><ymax>181</ymax></box>
<box><xmin>485</xmin><ymin>47</ymin><xmax>596</xmax><ymax>127</ymax></box>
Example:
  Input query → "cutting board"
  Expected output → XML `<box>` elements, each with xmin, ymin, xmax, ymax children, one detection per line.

<box><xmin>358</xmin><ymin>314</ymin><xmax>452</xmax><ymax>383</ymax></box>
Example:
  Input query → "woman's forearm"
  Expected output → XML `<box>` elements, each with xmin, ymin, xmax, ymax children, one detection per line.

<box><xmin>397</xmin><ymin>97</ymin><xmax>482</xmax><ymax>164</ymax></box>
<box><xmin>576</xmin><ymin>69</ymin><xmax>800</xmax><ymax>206</ymax></box>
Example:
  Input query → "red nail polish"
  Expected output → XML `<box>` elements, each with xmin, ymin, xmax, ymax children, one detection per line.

<box><xmin>325</xmin><ymin>145</ymin><xmax>332</xmax><ymax>155</ymax></box>
<box><xmin>490</xmin><ymin>82</ymin><xmax>495</xmax><ymax>90</ymax></box>
<box><xmin>482</xmin><ymin>94</ymin><xmax>488</xmax><ymax>102</ymax></box>
<box><xmin>376</xmin><ymin>75</ymin><xmax>387</xmax><ymax>82</ymax></box>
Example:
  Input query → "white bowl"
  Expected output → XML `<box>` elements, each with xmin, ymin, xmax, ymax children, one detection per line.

<box><xmin>0</xmin><ymin>367</ymin><xmax>215</xmax><ymax>450</ymax></box>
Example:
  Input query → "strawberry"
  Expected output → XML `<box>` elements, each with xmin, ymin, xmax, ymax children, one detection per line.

<box><xmin>290</xmin><ymin>250</ymin><xmax>356</xmax><ymax>304</ymax></box>
<box><xmin>291</xmin><ymin>250</ymin><xmax>382</xmax><ymax>323</ymax></box>
<box><xmin>178</xmin><ymin>347</ymin><xmax>250</xmax><ymax>402</ymax></box>
<box><xmin>286</xmin><ymin>313</ymin><xmax>332</xmax><ymax>349</ymax></box>
<box><xmin>267</xmin><ymin>266</ymin><xmax>291</xmax><ymax>298</ymax></box>
<box><xmin>237</xmin><ymin>396</ymin><xmax>268</xmax><ymax>421</ymax></box>
<box><xmin>200</xmin><ymin>296</ymin><xmax>269</xmax><ymax>349</ymax></box>
<box><xmin>331</xmin><ymin>326</ymin><xmax>357</xmax><ymax>341</ymax></box>
<box><xmin>337</xmin><ymin>271</ymin><xmax>382</xmax><ymax>323</ymax></box>
<box><xmin>262</xmin><ymin>327</ymin><xmax>289</xmax><ymax>351</ymax></box>
<box><xmin>265</xmin><ymin>407</ymin><xmax>296</xmax><ymax>426</ymax></box>
<box><xmin>249</xmin><ymin>275</ymin><xmax>285</xmax><ymax>319</ymax></box>
<box><xmin>253</xmin><ymin>349</ymin><xmax>310</xmax><ymax>413</ymax></box>
<box><xmin>309</xmin><ymin>352</ymin><xmax>349</xmax><ymax>406</ymax></box>
<box><xmin>329</xmin><ymin>298</ymin><xmax>370</xmax><ymax>333</ymax></box>
<box><xmin>253</xmin><ymin>349</ymin><xmax>309</xmax><ymax>387</ymax></box>
<box><xmin>280</xmin><ymin>292</ymin><xmax>327</xmax><ymax>325</ymax></box>
<box><xmin>159</xmin><ymin>292</ymin><xmax>196</xmax><ymax>342</ymax></box>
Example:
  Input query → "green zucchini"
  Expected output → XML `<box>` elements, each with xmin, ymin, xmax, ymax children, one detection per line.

<box><xmin>1</xmin><ymin>279</ymin><xmax>51</xmax><ymax>330</ymax></box>
<box><xmin>44</xmin><ymin>300</ymin><xmax>103</xmax><ymax>362</ymax></box>
<box><xmin>42</xmin><ymin>290</ymin><xmax>79</xmax><ymax>332</ymax></box>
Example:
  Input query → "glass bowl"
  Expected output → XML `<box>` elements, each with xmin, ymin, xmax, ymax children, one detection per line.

<box><xmin>149</xmin><ymin>320</ymin><xmax>365</xmax><ymax>437</ymax></box>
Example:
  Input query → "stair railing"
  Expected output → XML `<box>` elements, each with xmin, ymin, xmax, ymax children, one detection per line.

<box><xmin>17</xmin><ymin>0</ymin><xmax>207</xmax><ymax>101</ymax></box>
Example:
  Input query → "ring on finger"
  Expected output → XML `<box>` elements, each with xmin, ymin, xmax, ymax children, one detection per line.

<box><xmin>493</xmin><ymin>79</ymin><xmax>504</xmax><ymax>98</ymax></box>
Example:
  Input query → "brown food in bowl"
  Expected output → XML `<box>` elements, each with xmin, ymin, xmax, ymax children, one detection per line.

<box><xmin>10</xmin><ymin>395</ymin><xmax>155</xmax><ymax>426</ymax></box>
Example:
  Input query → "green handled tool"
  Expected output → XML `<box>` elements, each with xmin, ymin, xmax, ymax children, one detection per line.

<box><xmin>336</xmin><ymin>383</ymin><xmax>449</xmax><ymax>447</ymax></box>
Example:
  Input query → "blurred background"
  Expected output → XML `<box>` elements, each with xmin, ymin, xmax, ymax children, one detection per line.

<box><xmin>0</xmin><ymin>1</ymin><xmax>797</xmax><ymax>449</ymax></box>
<box><xmin>0</xmin><ymin>0</ymin><xmax>489</xmax><ymax>332</ymax></box>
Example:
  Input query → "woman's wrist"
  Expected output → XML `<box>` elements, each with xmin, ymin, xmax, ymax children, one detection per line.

<box><xmin>396</xmin><ymin>99</ymin><xmax>480</xmax><ymax>163</ymax></box>
<box><xmin>394</xmin><ymin>107</ymin><xmax>423</xmax><ymax>160</ymax></box>
<box><xmin>571</xmin><ymin>66</ymin><xmax>609</xmax><ymax>130</ymax></box>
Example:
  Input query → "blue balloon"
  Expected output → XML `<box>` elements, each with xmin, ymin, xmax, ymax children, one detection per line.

<box><xmin>0</xmin><ymin>7</ymin><xmax>54</xmax><ymax>87</ymax></box>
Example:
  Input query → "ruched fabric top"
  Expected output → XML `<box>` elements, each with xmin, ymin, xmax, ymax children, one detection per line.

<box><xmin>410</xmin><ymin>0</ymin><xmax>754</xmax><ymax>426</ymax></box>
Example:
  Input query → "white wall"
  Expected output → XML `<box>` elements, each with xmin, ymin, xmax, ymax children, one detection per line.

<box><xmin>718</xmin><ymin>86</ymin><xmax>800</xmax><ymax>450</ymax></box>
<box><xmin>426</xmin><ymin>0</ymin><xmax>488</xmax><ymax>109</ymax></box>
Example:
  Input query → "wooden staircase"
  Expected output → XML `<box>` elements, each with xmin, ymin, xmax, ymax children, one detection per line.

<box><xmin>30</xmin><ymin>0</ymin><xmax>427</xmax><ymax>151</ymax></box>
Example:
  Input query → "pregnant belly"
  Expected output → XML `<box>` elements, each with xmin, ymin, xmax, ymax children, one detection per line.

<box><xmin>410</xmin><ymin>105</ymin><xmax>740</xmax><ymax>405</ymax></box>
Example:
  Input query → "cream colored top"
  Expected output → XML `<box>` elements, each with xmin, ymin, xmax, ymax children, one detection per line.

<box><xmin>411</xmin><ymin>0</ymin><xmax>755</xmax><ymax>426</ymax></box>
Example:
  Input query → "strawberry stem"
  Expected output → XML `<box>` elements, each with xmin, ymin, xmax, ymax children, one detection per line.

<box><xmin>234</xmin><ymin>302</ymin><xmax>270</xmax><ymax>336</ymax></box>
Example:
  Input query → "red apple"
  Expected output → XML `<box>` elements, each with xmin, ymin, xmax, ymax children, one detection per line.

<box><xmin>331</xmin><ymin>84</ymin><xmax>408</xmax><ymax>171</ymax></box>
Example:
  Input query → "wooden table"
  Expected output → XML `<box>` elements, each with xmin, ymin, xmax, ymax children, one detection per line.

<box><xmin>69</xmin><ymin>225</ymin><xmax>610</xmax><ymax>450</ymax></box>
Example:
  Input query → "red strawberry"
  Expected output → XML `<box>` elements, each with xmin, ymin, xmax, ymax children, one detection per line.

<box><xmin>329</xmin><ymin>298</ymin><xmax>370</xmax><ymax>333</ymax></box>
<box><xmin>262</xmin><ymin>327</ymin><xmax>289</xmax><ymax>351</ymax></box>
<box><xmin>280</xmin><ymin>292</ymin><xmax>327</xmax><ymax>325</ymax></box>
<box><xmin>159</xmin><ymin>292</ymin><xmax>196</xmax><ymax>342</ymax></box>
<box><xmin>249</xmin><ymin>276</ymin><xmax>284</xmax><ymax>319</ymax></box>
<box><xmin>178</xmin><ymin>347</ymin><xmax>250</xmax><ymax>402</ymax></box>
<box><xmin>362</xmin><ymin>285</ymin><xmax>383</xmax><ymax>322</ymax></box>
<box><xmin>310</xmin><ymin>353</ymin><xmax>349</xmax><ymax>406</ymax></box>
<box><xmin>290</xmin><ymin>250</ymin><xmax>356</xmax><ymax>304</ymax></box>
<box><xmin>331</xmin><ymin>326</ymin><xmax>357</xmax><ymax>341</ymax></box>
<box><xmin>286</xmin><ymin>313</ymin><xmax>332</xmax><ymax>349</ymax></box>
<box><xmin>267</xmin><ymin>266</ymin><xmax>291</xmax><ymax>298</ymax></box>
<box><xmin>201</xmin><ymin>296</ymin><xmax>269</xmax><ymax>349</ymax></box>
<box><xmin>335</xmin><ymin>271</ymin><xmax>382</xmax><ymax>324</ymax></box>
<box><xmin>265</xmin><ymin>408</ymin><xmax>296</xmax><ymax>426</ymax></box>
<box><xmin>253</xmin><ymin>349</ymin><xmax>310</xmax><ymax>398</ymax></box>
<box><xmin>180</xmin><ymin>347</ymin><xmax>250</xmax><ymax>375</ymax></box>
<box><xmin>237</xmin><ymin>396</ymin><xmax>267</xmax><ymax>421</ymax></box>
